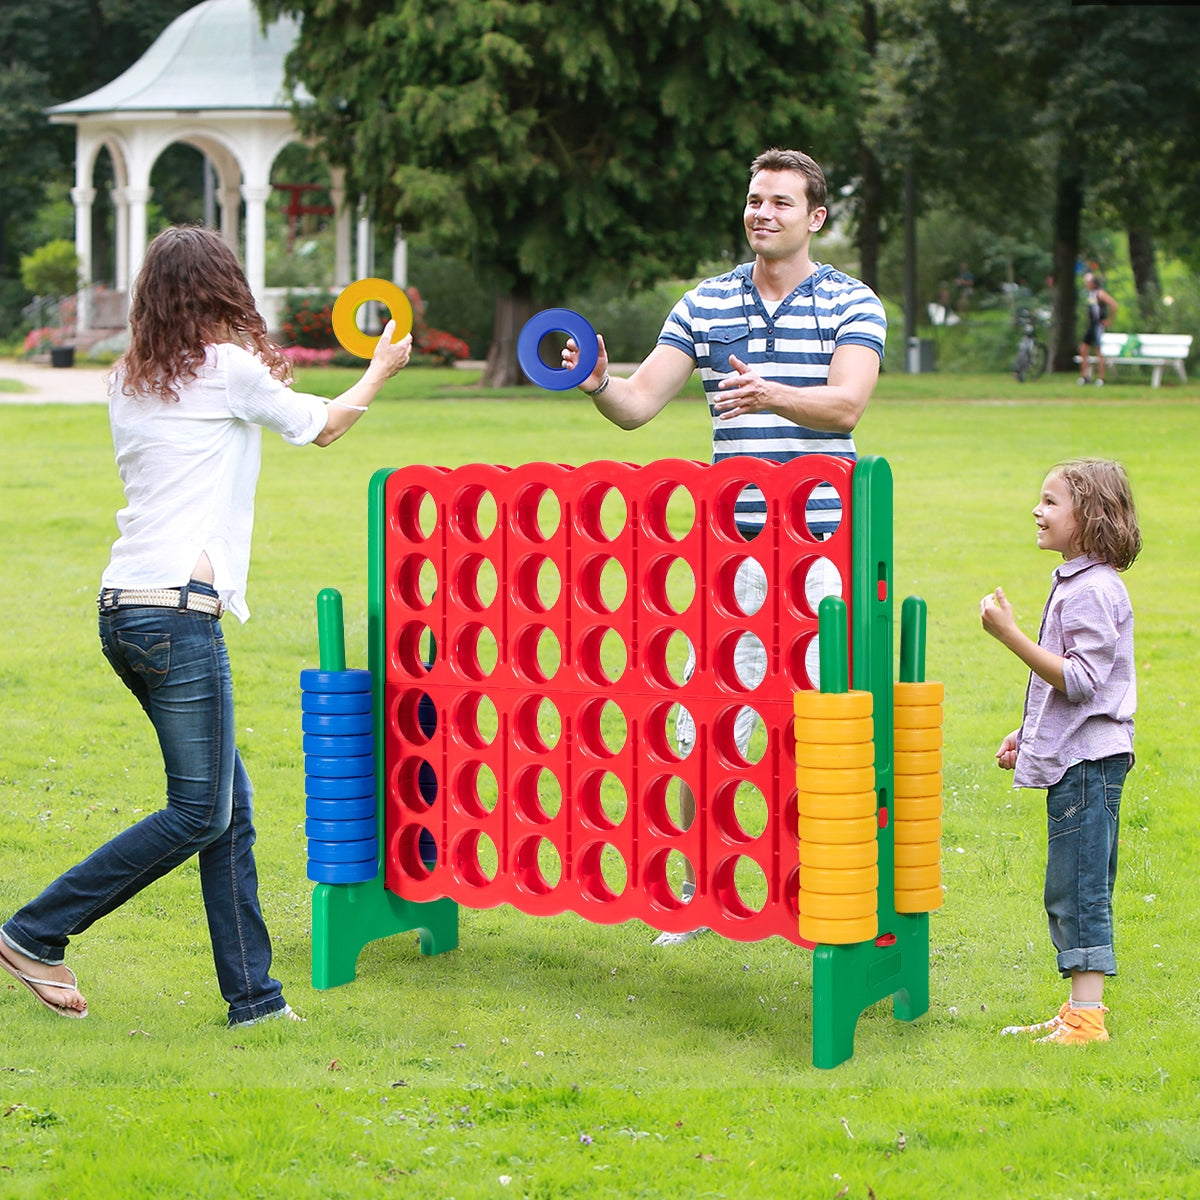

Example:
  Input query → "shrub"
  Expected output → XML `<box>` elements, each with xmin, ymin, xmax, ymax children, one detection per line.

<box><xmin>281</xmin><ymin>345</ymin><xmax>336</xmax><ymax>367</ymax></box>
<box><xmin>279</xmin><ymin>293</ymin><xmax>337</xmax><ymax>349</ymax></box>
<box><xmin>406</xmin><ymin>287</ymin><xmax>470</xmax><ymax>365</ymax></box>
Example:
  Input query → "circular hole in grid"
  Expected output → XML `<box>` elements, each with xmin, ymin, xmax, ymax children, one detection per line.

<box><xmin>395</xmin><ymin>622</ymin><xmax>435</xmax><ymax>677</ymax></box>
<box><xmin>644</xmin><ymin>554</ymin><xmax>696</xmax><ymax>617</ymax></box>
<box><xmin>450</xmin><ymin>828</ymin><xmax>497</xmax><ymax>888</ymax></box>
<box><xmin>644</xmin><ymin>702</ymin><xmax>695</xmax><ymax>762</ymax></box>
<box><xmin>712</xmin><ymin>853</ymin><xmax>768</xmax><ymax>918</ymax></box>
<box><xmin>644</xmin><ymin>627</ymin><xmax>694</xmax><ymax>690</ymax></box>
<box><xmin>642</xmin><ymin>481</ymin><xmax>696</xmax><ymax>542</ymax></box>
<box><xmin>395</xmin><ymin>553</ymin><xmax>438</xmax><ymax>610</ymax></box>
<box><xmin>451</xmin><ymin>554</ymin><xmax>497</xmax><ymax>612</ymax></box>
<box><xmin>713</xmin><ymin>555</ymin><xmax>767</xmax><ymax>617</ymax></box>
<box><xmin>452</xmin><ymin>759</ymin><xmax>498</xmax><ymax>818</ymax></box>
<box><xmin>513</xmin><ymin>694</ymin><xmax>561</xmax><ymax>753</ymax></box>
<box><xmin>514</xmin><ymin>765</ymin><xmax>563</xmax><ymax>823</ymax></box>
<box><xmin>513</xmin><ymin>484</ymin><xmax>561</xmax><ymax>542</ymax></box>
<box><xmin>712</xmin><ymin>704</ymin><xmax>767</xmax><ymax>767</ymax></box>
<box><xmin>576</xmin><ymin>697</ymin><xmax>628</xmax><ymax>757</ymax></box>
<box><xmin>788</xmin><ymin>555</ymin><xmax>844</xmax><ymax>620</ymax></box>
<box><xmin>578</xmin><ymin>840</ymin><xmax>628</xmax><ymax>902</ymax></box>
<box><xmin>787</xmin><ymin>478</ymin><xmax>844</xmax><ymax>541</ymax></box>
<box><xmin>578</xmin><ymin>769</ymin><xmax>628</xmax><ymax>830</ymax></box>
<box><xmin>643</xmin><ymin>773</ymin><xmax>692</xmax><ymax>836</ymax></box>
<box><xmin>394</xmin><ymin>689</ymin><xmax>436</xmax><ymax>745</ymax></box>
<box><xmin>395</xmin><ymin>486</ymin><xmax>437</xmax><ymax>542</ymax></box>
<box><xmin>787</xmin><ymin>633</ymin><xmax>821</xmax><ymax>690</ymax></box>
<box><xmin>577</xmin><ymin>483</ymin><xmax>627</xmax><ymax>542</ymax></box>
<box><xmin>513</xmin><ymin>624</ymin><xmax>561</xmax><ymax>683</ymax></box>
<box><xmin>577</xmin><ymin>554</ymin><xmax>628</xmax><ymax>615</ymax></box>
<box><xmin>451</xmin><ymin>622</ymin><xmax>498</xmax><ymax>680</ymax></box>
<box><xmin>712</xmin><ymin>480</ymin><xmax>764</xmax><ymax>543</ymax></box>
<box><xmin>785</xmin><ymin>864</ymin><xmax>800</xmax><ymax>920</ymax></box>
<box><xmin>448</xmin><ymin>690</ymin><xmax>497</xmax><ymax>750</ymax></box>
<box><xmin>578</xmin><ymin>626</ymin><xmax>627</xmax><ymax>686</ymax></box>
<box><xmin>711</xmin><ymin>780</ymin><xmax>769</xmax><ymax>844</ymax></box>
<box><xmin>396</xmin><ymin>755</ymin><xmax>437</xmax><ymax>814</ymax></box>
<box><xmin>396</xmin><ymin>823</ymin><xmax>436</xmax><ymax>880</ymax></box>
<box><xmin>712</xmin><ymin>629</ymin><xmax>767</xmax><ymax>693</ymax></box>
<box><xmin>514</xmin><ymin>835</ymin><xmax>562</xmax><ymax>895</ymax></box>
<box><xmin>644</xmin><ymin>847</ymin><xmax>695</xmax><ymax>910</ymax></box>
<box><xmin>513</xmin><ymin>554</ymin><xmax>561</xmax><ymax>613</ymax></box>
<box><xmin>450</xmin><ymin>485</ymin><xmax>497</xmax><ymax>541</ymax></box>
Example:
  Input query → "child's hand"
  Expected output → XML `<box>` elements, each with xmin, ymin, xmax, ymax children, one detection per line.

<box><xmin>996</xmin><ymin>730</ymin><xmax>1019</xmax><ymax>771</ymax></box>
<box><xmin>980</xmin><ymin>586</ymin><xmax>1019</xmax><ymax>642</ymax></box>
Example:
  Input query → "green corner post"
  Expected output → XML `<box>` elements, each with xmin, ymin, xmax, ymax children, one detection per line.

<box><xmin>810</xmin><ymin>455</ymin><xmax>931</xmax><ymax>1069</ymax></box>
<box><xmin>310</xmin><ymin>468</ymin><xmax>458</xmax><ymax>990</ymax></box>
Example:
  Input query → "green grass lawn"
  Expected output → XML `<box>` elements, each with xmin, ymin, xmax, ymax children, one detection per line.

<box><xmin>1</xmin><ymin>371</ymin><xmax>1198</xmax><ymax>1198</ymax></box>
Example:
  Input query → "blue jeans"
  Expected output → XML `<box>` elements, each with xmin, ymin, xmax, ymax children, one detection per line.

<box><xmin>1043</xmin><ymin>754</ymin><xmax>1128</xmax><ymax>978</ymax></box>
<box><xmin>2</xmin><ymin>584</ymin><xmax>286</xmax><ymax>1024</ymax></box>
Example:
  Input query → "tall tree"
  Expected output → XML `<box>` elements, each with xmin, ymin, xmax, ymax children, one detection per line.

<box><xmin>260</xmin><ymin>0</ymin><xmax>866</xmax><ymax>384</ymax></box>
<box><xmin>0</xmin><ymin>0</ymin><xmax>194</xmax><ymax>333</ymax></box>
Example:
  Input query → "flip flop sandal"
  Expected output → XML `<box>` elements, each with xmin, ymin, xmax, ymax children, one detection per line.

<box><xmin>0</xmin><ymin>944</ymin><xmax>88</xmax><ymax>1019</ymax></box>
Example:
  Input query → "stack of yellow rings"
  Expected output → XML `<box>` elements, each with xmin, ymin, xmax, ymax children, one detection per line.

<box><xmin>794</xmin><ymin>690</ymin><xmax>878</xmax><ymax>945</ymax></box>
<box><xmin>892</xmin><ymin>681</ymin><xmax>944</xmax><ymax>913</ymax></box>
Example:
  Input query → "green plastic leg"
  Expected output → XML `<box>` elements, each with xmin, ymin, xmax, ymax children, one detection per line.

<box><xmin>811</xmin><ymin>913</ymin><xmax>930</xmax><ymax>1069</ymax></box>
<box><xmin>312</xmin><ymin>877</ymin><xmax>458</xmax><ymax>990</ymax></box>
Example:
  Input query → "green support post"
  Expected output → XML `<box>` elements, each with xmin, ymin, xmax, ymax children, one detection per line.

<box><xmin>809</xmin><ymin>455</ymin><xmax>931</xmax><ymax>1069</ymax></box>
<box><xmin>310</xmin><ymin>469</ymin><xmax>458</xmax><ymax>990</ymax></box>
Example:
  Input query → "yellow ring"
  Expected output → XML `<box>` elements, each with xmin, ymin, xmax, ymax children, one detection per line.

<box><xmin>799</xmin><ymin>864</ymin><xmax>879</xmax><ymax>894</ymax></box>
<box><xmin>795</xmin><ymin>740</ymin><xmax>874</xmax><ymax>769</ymax></box>
<box><xmin>895</xmin><ymin>885</ymin><xmax>944</xmax><ymax>913</ymax></box>
<box><xmin>799</xmin><ymin>814</ymin><xmax>879</xmax><ymax>845</ymax></box>
<box><xmin>893</xmin><ymin>794</ymin><xmax>943</xmax><ymax>821</ymax></box>
<box><xmin>894</xmin><ymin>841</ymin><xmax>940</xmax><ymax>867</ymax></box>
<box><xmin>894</xmin><ymin>863</ymin><xmax>942</xmax><ymax>890</ymax></box>
<box><xmin>799</xmin><ymin>889</ymin><xmax>877</xmax><ymax>920</ymax></box>
<box><xmin>795</xmin><ymin>764</ymin><xmax>876</xmax><ymax>796</ymax></box>
<box><xmin>794</xmin><ymin>690</ymin><xmax>873</xmax><ymax>719</ymax></box>
<box><xmin>795</xmin><ymin>788</ymin><xmax>877</xmax><ymax>820</ymax></box>
<box><xmin>894</xmin><ymin>726</ymin><xmax>943</xmax><ymax>752</ymax></box>
<box><xmin>894</xmin><ymin>681</ymin><xmax>944</xmax><ymax>706</ymax></box>
<box><xmin>799</xmin><ymin>912</ymin><xmax>877</xmax><ymax>945</ymax></box>
<box><xmin>332</xmin><ymin>278</ymin><xmax>414</xmax><ymax>359</ymax></box>
<box><xmin>800</xmin><ymin>840</ymin><xmax>878</xmax><ymax>870</ymax></box>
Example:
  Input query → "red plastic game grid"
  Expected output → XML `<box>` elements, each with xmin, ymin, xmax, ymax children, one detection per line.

<box><xmin>381</xmin><ymin>456</ymin><xmax>855</xmax><ymax>944</ymax></box>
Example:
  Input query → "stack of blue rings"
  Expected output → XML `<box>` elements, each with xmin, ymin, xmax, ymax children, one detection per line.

<box><xmin>301</xmin><ymin>667</ymin><xmax>378</xmax><ymax>884</ymax></box>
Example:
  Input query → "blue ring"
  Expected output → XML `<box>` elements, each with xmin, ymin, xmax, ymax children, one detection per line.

<box><xmin>517</xmin><ymin>308</ymin><xmax>599</xmax><ymax>390</ymax></box>
<box><xmin>306</xmin><ymin>774</ymin><xmax>375</xmax><ymax>799</ymax></box>
<box><xmin>306</xmin><ymin>795</ymin><xmax>376</xmax><ymax>820</ymax></box>
<box><xmin>308</xmin><ymin>858</ymin><xmax>378</xmax><ymax>884</ymax></box>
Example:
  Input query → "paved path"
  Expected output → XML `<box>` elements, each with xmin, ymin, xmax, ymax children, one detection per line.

<box><xmin>0</xmin><ymin>359</ymin><xmax>109</xmax><ymax>404</ymax></box>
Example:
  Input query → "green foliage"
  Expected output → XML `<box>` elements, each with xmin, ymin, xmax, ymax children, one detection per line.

<box><xmin>278</xmin><ymin>293</ymin><xmax>337</xmax><ymax>349</ymax></box>
<box><xmin>19</xmin><ymin>238</ymin><xmax>80</xmax><ymax>298</ymax></box>
<box><xmin>262</xmin><ymin>0</ymin><xmax>865</xmax><ymax>302</ymax></box>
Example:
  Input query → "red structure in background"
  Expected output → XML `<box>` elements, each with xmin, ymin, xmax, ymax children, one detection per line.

<box><xmin>380</xmin><ymin>457</ymin><xmax>855</xmax><ymax>946</ymax></box>
<box><xmin>272</xmin><ymin>182</ymin><xmax>334</xmax><ymax>249</ymax></box>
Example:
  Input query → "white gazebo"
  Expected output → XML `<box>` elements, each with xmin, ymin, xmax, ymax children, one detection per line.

<box><xmin>47</xmin><ymin>0</ymin><xmax>379</xmax><ymax>333</ymax></box>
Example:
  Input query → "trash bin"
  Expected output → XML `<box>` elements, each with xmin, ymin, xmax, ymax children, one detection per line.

<box><xmin>50</xmin><ymin>346</ymin><xmax>75</xmax><ymax>368</ymax></box>
<box><xmin>905</xmin><ymin>337</ymin><xmax>935</xmax><ymax>374</ymax></box>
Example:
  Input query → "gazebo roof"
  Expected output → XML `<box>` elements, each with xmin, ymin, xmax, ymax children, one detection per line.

<box><xmin>48</xmin><ymin>0</ymin><xmax>306</xmax><ymax>116</ymax></box>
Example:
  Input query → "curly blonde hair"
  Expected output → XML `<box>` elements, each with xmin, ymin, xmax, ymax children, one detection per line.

<box><xmin>118</xmin><ymin>225</ymin><xmax>291</xmax><ymax>402</ymax></box>
<box><xmin>1052</xmin><ymin>457</ymin><xmax>1142</xmax><ymax>571</ymax></box>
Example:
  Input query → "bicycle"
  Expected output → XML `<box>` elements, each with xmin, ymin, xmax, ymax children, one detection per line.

<box><xmin>1012</xmin><ymin>308</ymin><xmax>1048</xmax><ymax>382</ymax></box>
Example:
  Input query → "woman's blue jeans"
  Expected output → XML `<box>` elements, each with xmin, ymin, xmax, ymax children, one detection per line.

<box><xmin>1044</xmin><ymin>754</ymin><xmax>1128</xmax><ymax>979</ymax></box>
<box><xmin>2</xmin><ymin>588</ymin><xmax>286</xmax><ymax>1024</ymax></box>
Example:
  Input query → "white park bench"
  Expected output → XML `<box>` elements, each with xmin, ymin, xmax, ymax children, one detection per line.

<box><xmin>1086</xmin><ymin>332</ymin><xmax>1194</xmax><ymax>387</ymax></box>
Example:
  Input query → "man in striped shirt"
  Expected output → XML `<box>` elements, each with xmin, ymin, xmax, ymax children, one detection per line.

<box><xmin>564</xmin><ymin>147</ymin><xmax>887</xmax><ymax>943</ymax></box>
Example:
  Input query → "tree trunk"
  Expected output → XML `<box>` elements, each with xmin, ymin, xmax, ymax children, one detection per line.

<box><xmin>1050</xmin><ymin>164</ymin><xmax>1083</xmax><ymax>374</ymax></box>
<box><xmin>481</xmin><ymin>287</ymin><xmax>534</xmax><ymax>387</ymax></box>
<box><xmin>1126</xmin><ymin>224</ymin><xmax>1160</xmax><ymax>324</ymax></box>
<box><xmin>855</xmin><ymin>1</ymin><xmax>881</xmax><ymax>293</ymax></box>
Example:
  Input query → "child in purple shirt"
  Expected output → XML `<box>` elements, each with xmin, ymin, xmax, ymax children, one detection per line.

<box><xmin>980</xmin><ymin>458</ymin><xmax>1141</xmax><ymax>1045</ymax></box>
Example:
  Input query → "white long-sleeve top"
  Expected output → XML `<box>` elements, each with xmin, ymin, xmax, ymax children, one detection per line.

<box><xmin>101</xmin><ymin>342</ymin><xmax>329</xmax><ymax>622</ymax></box>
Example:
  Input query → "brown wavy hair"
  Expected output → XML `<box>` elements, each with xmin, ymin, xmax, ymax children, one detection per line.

<box><xmin>118</xmin><ymin>225</ymin><xmax>291</xmax><ymax>402</ymax></box>
<box><xmin>1052</xmin><ymin>457</ymin><xmax>1142</xmax><ymax>571</ymax></box>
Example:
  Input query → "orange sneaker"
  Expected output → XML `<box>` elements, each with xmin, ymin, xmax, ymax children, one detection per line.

<box><xmin>1001</xmin><ymin>1002</ymin><xmax>1071</xmax><ymax>1036</ymax></box>
<box><xmin>1036</xmin><ymin>1006</ymin><xmax>1109</xmax><ymax>1045</ymax></box>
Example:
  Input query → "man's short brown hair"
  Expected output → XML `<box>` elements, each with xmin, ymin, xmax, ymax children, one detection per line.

<box><xmin>749</xmin><ymin>148</ymin><xmax>827</xmax><ymax>211</ymax></box>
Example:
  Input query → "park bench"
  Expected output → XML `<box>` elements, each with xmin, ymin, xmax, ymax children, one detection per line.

<box><xmin>1085</xmin><ymin>331</ymin><xmax>1193</xmax><ymax>387</ymax></box>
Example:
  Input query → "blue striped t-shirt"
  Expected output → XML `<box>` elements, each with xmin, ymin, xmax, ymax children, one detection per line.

<box><xmin>657</xmin><ymin>261</ymin><xmax>886</xmax><ymax>535</ymax></box>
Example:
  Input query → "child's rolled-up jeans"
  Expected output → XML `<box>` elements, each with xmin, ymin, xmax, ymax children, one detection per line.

<box><xmin>1043</xmin><ymin>753</ymin><xmax>1129</xmax><ymax>978</ymax></box>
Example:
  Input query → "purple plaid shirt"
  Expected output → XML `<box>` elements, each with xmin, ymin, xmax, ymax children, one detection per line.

<box><xmin>1014</xmin><ymin>555</ymin><xmax>1136</xmax><ymax>789</ymax></box>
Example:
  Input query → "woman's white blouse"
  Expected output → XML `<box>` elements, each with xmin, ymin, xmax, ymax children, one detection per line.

<box><xmin>101</xmin><ymin>343</ymin><xmax>329</xmax><ymax>622</ymax></box>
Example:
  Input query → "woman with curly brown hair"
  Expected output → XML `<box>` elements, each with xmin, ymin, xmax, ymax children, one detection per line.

<box><xmin>0</xmin><ymin>225</ymin><xmax>411</xmax><ymax>1026</ymax></box>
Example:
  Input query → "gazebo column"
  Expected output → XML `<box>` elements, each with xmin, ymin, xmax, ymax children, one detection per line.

<box><xmin>70</xmin><ymin>185</ymin><xmax>96</xmax><ymax>331</ymax></box>
<box><xmin>392</xmin><ymin>232</ymin><xmax>407</xmax><ymax>288</ymax></box>
<box><xmin>126</xmin><ymin>185</ymin><xmax>152</xmax><ymax>284</ymax></box>
<box><xmin>330</xmin><ymin>167</ymin><xmax>352</xmax><ymax>288</ymax></box>
<box><xmin>241</xmin><ymin>182</ymin><xmax>271</xmax><ymax>318</ymax></box>
<box><xmin>112</xmin><ymin>186</ymin><xmax>130</xmax><ymax>294</ymax></box>
<box><xmin>219</xmin><ymin>183</ymin><xmax>241</xmax><ymax>251</ymax></box>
